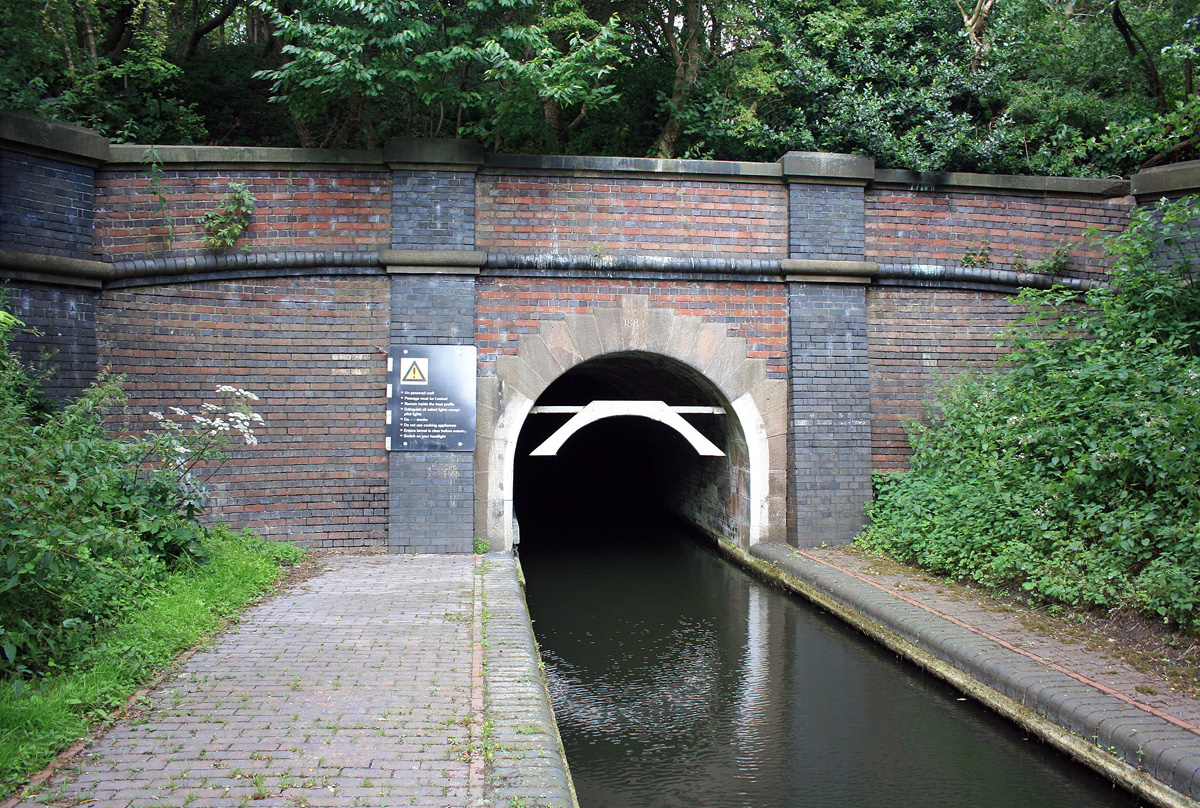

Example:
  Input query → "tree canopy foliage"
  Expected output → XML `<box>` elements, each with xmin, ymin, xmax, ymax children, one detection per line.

<box><xmin>1</xmin><ymin>0</ymin><xmax>1197</xmax><ymax>174</ymax></box>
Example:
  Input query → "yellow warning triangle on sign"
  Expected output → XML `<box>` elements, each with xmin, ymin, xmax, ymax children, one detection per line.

<box><xmin>403</xmin><ymin>361</ymin><xmax>427</xmax><ymax>383</ymax></box>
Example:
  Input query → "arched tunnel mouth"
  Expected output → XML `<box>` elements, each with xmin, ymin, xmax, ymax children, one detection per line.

<box><xmin>513</xmin><ymin>352</ymin><xmax>751</xmax><ymax>553</ymax></box>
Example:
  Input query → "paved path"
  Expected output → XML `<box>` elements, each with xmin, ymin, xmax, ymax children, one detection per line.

<box><xmin>16</xmin><ymin>542</ymin><xmax>1200</xmax><ymax>808</ymax></box>
<box><xmin>18</xmin><ymin>554</ymin><xmax>574</xmax><ymax>808</ymax></box>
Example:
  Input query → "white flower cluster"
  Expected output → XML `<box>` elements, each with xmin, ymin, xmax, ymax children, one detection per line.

<box><xmin>150</xmin><ymin>387</ymin><xmax>265</xmax><ymax>447</ymax></box>
<box><xmin>216</xmin><ymin>384</ymin><xmax>261</xmax><ymax>401</ymax></box>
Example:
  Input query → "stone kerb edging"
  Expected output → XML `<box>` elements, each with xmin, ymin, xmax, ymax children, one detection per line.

<box><xmin>480</xmin><ymin>554</ymin><xmax>579</xmax><ymax>807</ymax></box>
<box><xmin>747</xmin><ymin>542</ymin><xmax>1200</xmax><ymax>808</ymax></box>
<box><xmin>476</xmin><ymin>295</ymin><xmax>789</xmax><ymax>552</ymax></box>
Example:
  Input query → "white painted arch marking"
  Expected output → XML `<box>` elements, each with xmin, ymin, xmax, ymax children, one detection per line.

<box><xmin>528</xmin><ymin>400</ymin><xmax>726</xmax><ymax>457</ymax></box>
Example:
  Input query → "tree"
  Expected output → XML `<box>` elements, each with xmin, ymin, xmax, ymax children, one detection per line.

<box><xmin>252</xmin><ymin>0</ymin><xmax>623</xmax><ymax>149</ymax></box>
<box><xmin>474</xmin><ymin>14</ymin><xmax>626</xmax><ymax>152</ymax></box>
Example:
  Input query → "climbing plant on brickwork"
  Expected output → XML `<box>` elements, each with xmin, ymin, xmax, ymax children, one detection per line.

<box><xmin>202</xmin><ymin>182</ymin><xmax>256</xmax><ymax>252</ymax></box>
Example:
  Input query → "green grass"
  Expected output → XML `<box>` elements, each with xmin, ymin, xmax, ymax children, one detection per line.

<box><xmin>0</xmin><ymin>526</ymin><xmax>304</xmax><ymax>798</ymax></box>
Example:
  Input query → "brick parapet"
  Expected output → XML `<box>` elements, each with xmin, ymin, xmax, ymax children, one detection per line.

<box><xmin>787</xmin><ymin>183</ymin><xmax>865</xmax><ymax>260</ymax></box>
<box><xmin>392</xmin><ymin>170</ymin><xmax>477</xmax><ymax>250</ymax></box>
<box><xmin>1</xmin><ymin>151</ymin><xmax>97</xmax><ymax>260</ymax></box>
<box><xmin>475</xmin><ymin>174</ymin><xmax>787</xmax><ymax>257</ymax></box>
<box><xmin>865</xmin><ymin>189</ymin><xmax>1134</xmax><ymax>282</ymax></box>
<box><xmin>94</xmin><ymin>168</ymin><xmax>390</xmax><ymax>260</ymax></box>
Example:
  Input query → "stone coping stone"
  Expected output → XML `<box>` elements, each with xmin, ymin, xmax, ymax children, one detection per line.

<box><xmin>0</xmin><ymin>110</ymin><xmax>110</xmax><ymax>165</ymax></box>
<box><xmin>483</xmin><ymin>152</ymin><xmax>782</xmax><ymax>180</ymax></box>
<box><xmin>780</xmin><ymin>151</ymin><xmax>875</xmax><ymax>183</ymax></box>
<box><xmin>385</xmin><ymin>137</ymin><xmax>486</xmax><ymax>167</ymax></box>
<box><xmin>750</xmin><ymin>542</ymin><xmax>1200</xmax><ymax>805</ymax></box>
<box><xmin>1131</xmin><ymin>160</ymin><xmax>1200</xmax><ymax>199</ymax></box>
<box><xmin>105</xmin><ymin>143</ymin><xmax>384</xmax><ymax>169</ymax></box>
<box><xmin>873</xmin><ymin>167</ymin><xmax>1130</xmax><ymax>198</ymax></box>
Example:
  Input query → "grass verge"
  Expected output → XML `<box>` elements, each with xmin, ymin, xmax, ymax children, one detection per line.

<box><xmin>0</xmin><ymin>526</ymin><xmax>304</xmax><ymax>799</ymax></box>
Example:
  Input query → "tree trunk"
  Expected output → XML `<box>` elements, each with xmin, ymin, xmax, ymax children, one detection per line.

<box><xmin>182</xmin><ymin>0</ymin><xmax>243</xmax><ymax>60</ymax></box>
<box><xmin>1111</xmin><ymin>0</ymin><xmax>1168</xmax><ymax>112</ymax></box>
<box><xmin>652</xmin><ymin>0</ymin><xmax>705</xmax><ymax>158</ymax></box>
<box><xmin>954</xmin><ymin>0</ymin><xmax>998</xmax><ymax>72</ymax></box>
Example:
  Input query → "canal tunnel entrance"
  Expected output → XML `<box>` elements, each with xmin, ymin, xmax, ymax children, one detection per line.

<box><xmin>514</xmin><ymin>352</ymin><xmax>751</xmax><ymax>551</ymax></box>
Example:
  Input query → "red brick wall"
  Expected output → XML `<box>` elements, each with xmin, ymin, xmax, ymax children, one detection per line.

<box><xmin>476</xmin><ymin>277</ymin><xmax>789</xmax><ymax>378</ymax></box>
<box><xmin>865</xmin><ymin>189</ymin><xmax>1133</xmax><ymax>282</ymax></box>
<box><xmin>96</xmin><ymin>276</ymin><xmax>390</xmax><ymax>547</ymax></box>
<box><xmin>476</xmin><ymin>175</ymin><xmax>788</xmax><ymax>257</ymax></box>
<box><xmin>867</xmin><ymin>287</ymin><xmax>1028</xmax><ymax>471</ymax></box>
<box><xmin>94</xmin><ymin>169</ymin><xmax>390</xmax><ymax>259</ymax></box>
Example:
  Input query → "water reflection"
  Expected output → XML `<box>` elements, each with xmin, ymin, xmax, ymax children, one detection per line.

<box><xmin>521</xmin><ymin>524</ymin><xmax>1137</xmax><ymax>808</ymax></box>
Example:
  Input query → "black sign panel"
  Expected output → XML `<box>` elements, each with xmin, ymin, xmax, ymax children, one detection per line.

<box><xmin>387</xmin><ymin>344</ymin><xmax>477</xmax><ymax>452</ymax></box>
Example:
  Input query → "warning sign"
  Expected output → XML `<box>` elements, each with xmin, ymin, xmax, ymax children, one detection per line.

<box><xmin>400</xmin><ymin>357</ymin><xmax>428</xmax><ymax>385</ymax></box>
<box><xmin>387</xmin><ymin>345</ymin><xmax>476</xmax><ymax>452</ymax></box>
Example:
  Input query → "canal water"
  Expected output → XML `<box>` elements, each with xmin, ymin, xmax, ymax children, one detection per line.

<box><xmin>519</xmin><ymin>521</ymin><xmax>1139</xmax><ymax>808</ymax></box>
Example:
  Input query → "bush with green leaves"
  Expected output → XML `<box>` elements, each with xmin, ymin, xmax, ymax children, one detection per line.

<box><xmin>0</xmin><ymin>314</ymin><xmax>264</xmax><ymax>677</ymax></box>
<box><xmin>859</xmin><ymin>197</ymin><xmax>1200</xmax><ymax>630</ymax></box>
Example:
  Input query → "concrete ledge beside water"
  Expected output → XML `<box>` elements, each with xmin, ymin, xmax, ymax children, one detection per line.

<box><xmin>481</xmin><ymin>553</ymin><xmax>578</xmax><ymax>808</ymax></box>
<box><xmin>746</xmin><ymin>542</ymin><xmax>1200</xmax><ymax>808</ymax></box>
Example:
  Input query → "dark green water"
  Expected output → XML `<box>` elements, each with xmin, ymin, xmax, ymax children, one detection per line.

<box><xmin>520</xmin><ymin>526</ymin><xmax>1139</xmax><ymax>808</ymax></box>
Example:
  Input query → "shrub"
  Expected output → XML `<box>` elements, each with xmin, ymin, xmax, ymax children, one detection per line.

<box><xmin>859</xmin><ymin>197</ymin><xmax>1200</xmax><ymax>630</ymax></box>
<box><xmin>0</xmin><ymin>312</ymin><xmax>265</xmax><ymax>676</ymax></box>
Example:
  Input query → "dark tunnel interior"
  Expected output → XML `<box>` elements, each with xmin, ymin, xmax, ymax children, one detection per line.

<box><xmin>513</xmin><ymin>352</ymin><xmax>746</xmax><ymax>552</ymax></box>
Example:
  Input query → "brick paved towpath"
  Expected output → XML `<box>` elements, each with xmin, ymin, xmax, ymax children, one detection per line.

<box><xmin>14</xmin><ymin>554</ymin><xmax>575</xmax><ymax>808</ymax></box>
<box><xmin>15</xmin><ymin>542</ymin><xmax>1200</xmax><ymax>808</ymax></box>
